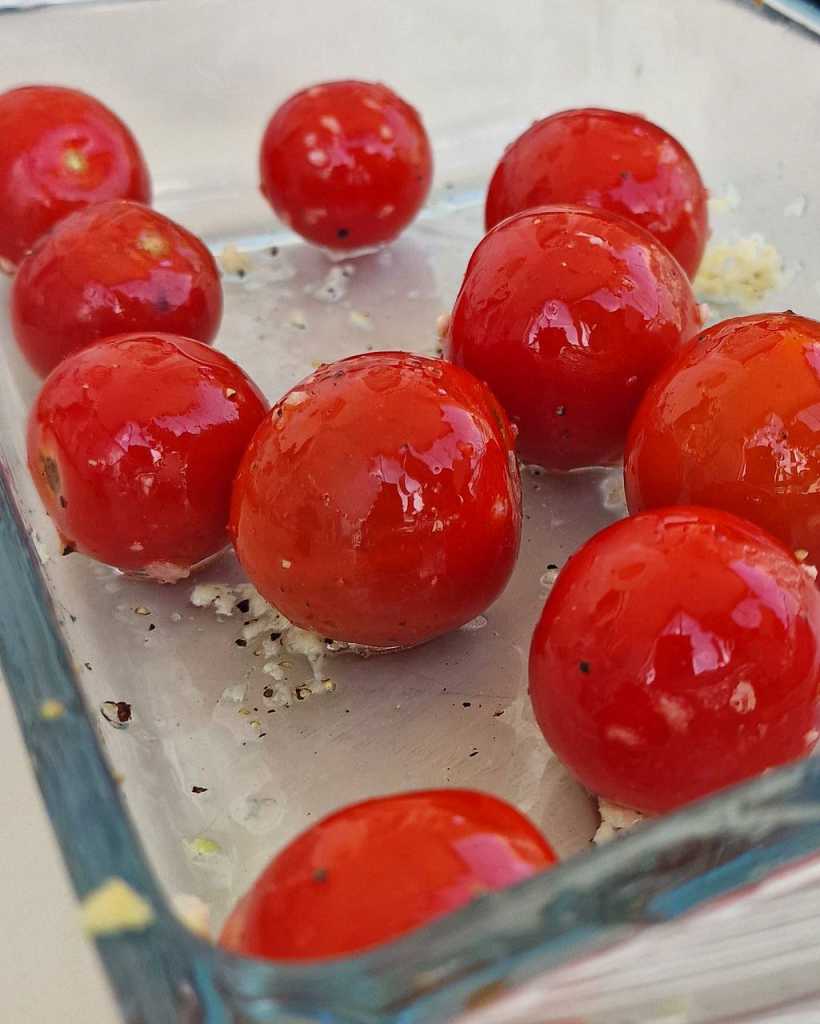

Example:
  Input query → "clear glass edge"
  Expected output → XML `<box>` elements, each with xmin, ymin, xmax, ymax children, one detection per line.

<box><xmin>4</xmin><ymin>452</ymin><xmax>820</xmax><ymax>1024</ymax></box>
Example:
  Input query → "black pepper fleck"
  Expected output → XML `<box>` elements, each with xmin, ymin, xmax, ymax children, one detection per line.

<box><xmin>236</xmin><ymin>598</ymin><xmax>251</xmax><ymax>614</ymax></box>
<box><xmin>312</xmin><ymin>868</ymin><xmax>328</xmax><ymax>883</ymax></box>
<box><xmin>235</xmin><ymin>638</ymin><xmax>248</xmax><ymax>647</ymax></box>
<box><xmin>263</xmin><ymin>686</ymin><xmax>274</xmax><ymax>699</ymax></box>
<box><xmin>493</xmin><ymin>710</ymin><xmax>504</xmax><ymax>717</ymax></box>
<box><xmin>269</xmin><ymin>631</ymin><xmax>282</xmax><ymax>642</ymax></box>
<box><xmin>192</xmin><ymin>786</ymin><xmax>208</xmax><ymax>794</ymax></box>
<box><xmin>469</xmin><ymin>750</ymin><xmax>479</xmax><ymax>757</ymax></box>
<box><xmin>147</xmin><ymin>623</ymin><xmax>156</xmax><ymax>632</ymax></box>
<box><xmin>579</xmin><ymin>660</ymin><xmax>591</xmax><ymax>674</ymax></box>
<box><xmin>336</xmin><ymin>227</ymin><xmax>349</xmax><ymax>239</ymax></box>
<box><xmin>62</xmin><ymin>543</ymin><xmax>75</xmax><ymax>556</ymax></box>
<box><xmin>462</xmin><ymin>701</ymin><xmax>471</xmax><ymax>708</ymax></box>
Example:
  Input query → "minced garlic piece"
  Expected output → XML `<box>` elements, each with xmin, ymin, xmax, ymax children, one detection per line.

<box><xmin>694</xmin><ymin>235</ymin><xmax>782</xmax><ymax>307</ymax></box>
<box><xmin>39</xmin><ymin>699</ymin><xmax>65</xmax><ymax>720</ymax></box>
<box><xmin>219</xmin><ymin>244</ymin><xmax>253</xmax><ymax>277</ymax></box>
<box><xmin>81</xmin><ymin>878</ymin><xmax>155</xmax><ymax>936</ymax></box>
<box><xmin>593</xmin><ymin>798</ymin><xmax>646</xmax><ymax>845</ymax></box>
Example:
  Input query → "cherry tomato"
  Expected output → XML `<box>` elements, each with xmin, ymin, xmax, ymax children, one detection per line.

<box><xmin>485</xmin><ymin>108</ymin><xmax>708</xmax><ymax>277</ymax></box>
<box><xmin>529</xmin><ymin>507</ymin><xmax>820</xmax><ymax>814</ymax></box>
<box><xmin>625</xmin><ymin>313</ymin><xmax>820</xmax><ymax>567</ymax></box>
<box><xmin>28</xmin><ymin>333</ymin><xmax>267</xmax><ymax>579</ymax></box>
<box><xmin>0</xmin><ymin>85</ymin><xmax>151</xmax><ymax>269</ymax></box>
<box><xmin>230</xmin><ymin>352</ymin><xmax>521</xmax><ymax>649</ymax></box>
<box><xmin>220</xmin><ymin>789</ymin><xmax>556</xmax><ymax>960</ymax></box>
<box><xmin>12</xmin><ymin>200</ymin><xmax>222</xmax><ymax>378</ymax></box>
<box><xmin>447</xmin><ymin>205</ymin><xmax>701</xmax><ymax>472</ymax></box>
<box><xmin>259</xmin><ymin>80</ymin><xmax>433</xmax><ymax>250</ymax></box>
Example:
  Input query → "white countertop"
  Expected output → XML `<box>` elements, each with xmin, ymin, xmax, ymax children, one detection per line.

<box><xmin>0</xmin><ymin>683</ymin><xmax>119</xmax><ymax>1023</ymax></box>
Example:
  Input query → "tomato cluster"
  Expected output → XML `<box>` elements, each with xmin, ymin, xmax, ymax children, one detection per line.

<box><xmin>6</xmin><ymin>77</ymin><xmax>819</xmax><ymax>968</ymax></box>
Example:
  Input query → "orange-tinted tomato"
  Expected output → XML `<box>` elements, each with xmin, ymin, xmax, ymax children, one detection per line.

<box><xmin>447</xmin><ymin>205</ymin><xmax>700</xmax><ymax>471</ymax></box>
<box><xmin>485</xmin><ymin>108</ymin><xmax>708</xmax><ymax>277</ymax></box>
<box><xmin>260</xmin><ymin>80</ymin><xmax>432</xmax><ymax>250</ymax></box>
<box><xmin>12</xmin><ymin>200</ymin><xmax>222</xmax><ymax>377</ymax></box>
<box><xmin>230</xmin><ymin>352</ymin><xmax>521</xmax><ymax>648</ymax></box>
<box><xmin>625</xmin><ymin>313</ymin><xmax>820</xmax><ymax>566</ymax></box>
<box><xmin>28</xmin><ymin>333</ymin><xmax>267</xmax><ymax>579</ymax></box>
<box><xmin>221</xmin><ymin>789</ymin><xmax>556</xmax><ymax>960</ymax></box>
<box><xmin>529</xmin><ymin>507</ymin><xmax>820</xmax><ymax>814</ymax></box>
<box><xmin>0</xmin><ymin>85</ymin><xmax>151</xmax><ymax>268</ymax></box>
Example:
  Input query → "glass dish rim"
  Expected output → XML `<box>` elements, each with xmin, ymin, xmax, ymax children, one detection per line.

<box><xmin>5</xmin><ymin>450</ymin><xmax>820</xmax><ymax>1024</ymax></box>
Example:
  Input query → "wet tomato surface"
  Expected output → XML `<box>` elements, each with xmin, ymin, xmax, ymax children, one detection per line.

<box><xmin>447</xmin><ymin>205</ymin><xmax>700</xmax><ymax>471</ymax></box>
<box><xmin>529</xmin><ymin>506</ymin><xmax>820</xmax><ymax>814</ymax></box>
<box><xmin>260</xmin><ymin>80</ymin><xmax>432</xmax><ymax>250</ymax></box>
<box><xmin>0</xmin><ymin>85</ymin><xmax>151</xmax><ymax>268</ymax></box>
<box><xmin>230</xmin><ymin>351</ymin><xmax>521</xmax><ymax>649</ymax></box>
<box><xmin>28</xmin><ymin>333</ymin><xmax>267</xmax><ymax>578</ymax></box>
<box><xmin>485</xmin><ymin>108</ymin><xmax>708</xmax><ymax>277</ymax></box>
<box><xmin>12</xmin><ymin>200</ymin><xmax>222</xmax><ymax>377</ymax></box>
<box><xmin>625</xmin><ymin>313</ymin><xmax>820</xmax><ymax>567</ymax></box>
<box><xmin>221</xmin><ymin>789</ymin><xmax>556</xmax><ymax>960</ymax></box>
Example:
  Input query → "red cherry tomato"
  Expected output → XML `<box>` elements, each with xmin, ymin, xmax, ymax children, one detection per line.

<box><xmin>230</xmin><ymin>352</ymin><xmax>521</xmax><ymax>648</ymax></box>
<box><xmin>529</xmin><ymin>507</ymin><xmax>820</xmax><ymax>814</ymax></box>
<box><xmin>220</xmin><ymin>789</ymin><xmax>556</xmax><ymax>960</ymax></box>
<box><xmin>28</xmin><ymin>333</ymin><xmax>267</xmax><ymax>579</ymax></box>
<box><xmin>0</xmin><ymin>85</ymin><xmax>151</xmax><ymax>268</ymax></box>
<box><xmin>12</xmin><ymin>200</ymin><xmax>222</xmax><ymax>378</ymax></box>
<box><xmin>625</xmin><ymin>313</ymin><xmax>820</xmax><ymax>567</ymax></box>
<box><xmin>485</xmin><ymin>108</ymin><xmax>708</xmax><ymax>277</ymax></box>
<box><xmin>259</xmin><ymin>80</ymin><xmax>433</xmax><ymax>250</ymax></box>
<box><xmin>447</xmin><ymin>205</ymin><xmax>701</xmax><ymax>471</ymax></box>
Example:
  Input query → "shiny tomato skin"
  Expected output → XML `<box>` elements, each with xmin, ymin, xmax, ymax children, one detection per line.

<box><xmin>12</xmin><ymin>200</ymin><xmax>222</xmax><ymax>378</ymax></box>
<box><xmin>625</xmin><ymin>313</ymin><xmax>820</xmax><ymax>567</ymax></box>
<box><xmin>485</xmin><ymin>108</ymin><xmax>708</xmax><ymax>277</ymax></box>
<box><xmin>0</xmin><ymin>85</ymin><xmax>151</xmax><ymax>268</ymax></box>
<box><xmin>28</xmin><ymin>333</ymin><xmax>267</xmax><ymax>578</ymax></box>
<box><xmin>447</xmin><ymin>205</ymin><xmax>701</xmax><ymax>471</ymax></box>
<box><xmin>529</xmin><ymin>507</ymin><xmax>820</xmax><ymax>814</ymax></box>
<box><xmin>220</xmin><ymin>789</ymin><xmax>556</xmax><ymax>960</ymax></box>
<box><xmin>230</xmin><ymin>352</ymin><xmax>521</xmax><ymax>648</ymax></box>
<box><xmin>259</xmin><ymin>80</ymin><xmax>432</xmax><ymax>250</ymax></box>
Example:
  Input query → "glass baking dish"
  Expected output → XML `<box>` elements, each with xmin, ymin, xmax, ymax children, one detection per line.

<box><xmin>2</xmin><ymin>1</ymin><xmax>820</xmax><ymax>1021</ymax></box>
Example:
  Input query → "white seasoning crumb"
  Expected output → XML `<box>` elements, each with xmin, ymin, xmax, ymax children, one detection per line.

<box><xmin>286</xmin><ymin>309</ymin><xmax>308</xmax><ymax>330</ymax></box>
<box><xmin>460</xmin><ymin>615</ymin><xmax>488</xmax><ymax>632</ymax></box>
<box><xmin>707</xmin><ymin>184</ymin><xmax>741</xmax><ymax>215</ymax></box>
<box><xmin>694</xmin><ymin>235</ymin><xmax>783</xmax><ymax>307</ymax></box>
<box><xmin>539</xmin><ymin>566</ymin><xmax>561</xmax><ymax>587</ymax></box>
<box><xmin>170</xmin><ymin>611</ymin><xmax>183</xmax><ymax>623</ymax></box>
<box><xmin>378</xmin><ymin>204</ymin><xmax>395</xmax><ymax>219</ymax></box>
<box><xmin>795</xmin><ymin>549</ymin><xmax>809</xmax><ymax>562</ymax></box>
<box><xmin>281</xmin><ymin>559</ymin><xmax>292</xmax><ymax>569</ymax></box>
<box><xmin>784</xmin><ymin>195</ymin><xmax>807</xmax><ymax>218</ymax></box>
<box><xmin>134</xmin><ymin>606</ymin><xmax>151</xmax><ymax>616</ymax></box>
<box><xmin>307</xmin><ymin>149</ymin><xmax>327</xmax><ymax>167</ymax></box>
<box><xmin>593</xmin><ymin>798</ymin><xmax>646</xmax><ymax>845</ymax></box>
<box><xmin>379</xmin><ymin>124</ymin><xmax>393</xmax><ymax>141</ymax></box>
<box><xmin>81</xmin><ymin>878</ymin><xmax>155</xmax><ymax>936</ymax></box>
<box><xmin>349</xmin><ymin>310</ymin><xmax>373</xmax><ymax>331</ymax></box>
<box><xmin>309</xmin><ymin>264</ymin><xmax>354</xmax><ymax>303</ymax></box>
<box><xmin>171</xmin><ymin>893</ymin><xmax>211</xmax><ymax>940</ymax></box>
<box><xmin>88</xmin><ymin>459</ymin><xmax>98</xmax><ymax>467</ymax></box>
<box><xmin>39</xmin><ymin>699</ymin><xmax>65</xmax><ymax>720</ymax></box>
<box><xmin>225</xmin><ymin>387</ymin><xmax>237</xmax><ymax>399</ymax></box>
<box><xmin>220</xmin><ymin>684</ymin><xmax>246</xmax><ymax>704</ymax></box>
<box><xmin>729</xmin><ymin>680</ymin><xmax>757</xmax><ymax>714</ymax></box>
<box><xmin>129</xmin><ymin>541</ymin><xmax>144</xmax><ymax>552</ymax></box>
<box><xmin>219</xmin><ymin>244</ymin><xmax>253</xmax><ymax>277</ymax></box>
<box><xmin>801</xmin><ymin>563</ymin><xmax>818</xmax><ymax>582</ymax></box>
<box><xmin>282</xmin><ymin>391</ymin><xmax>307</xmax><ymax>408</ymax></box>
<box><xmin>144</xmin><ymin>561</ymin><xmax>189</xmax><ymax>583</ymax></box>
<box><xmin>435</xmin><ymin>312</ymin><xmax>451</xmax><ymax>339</ymax></box>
